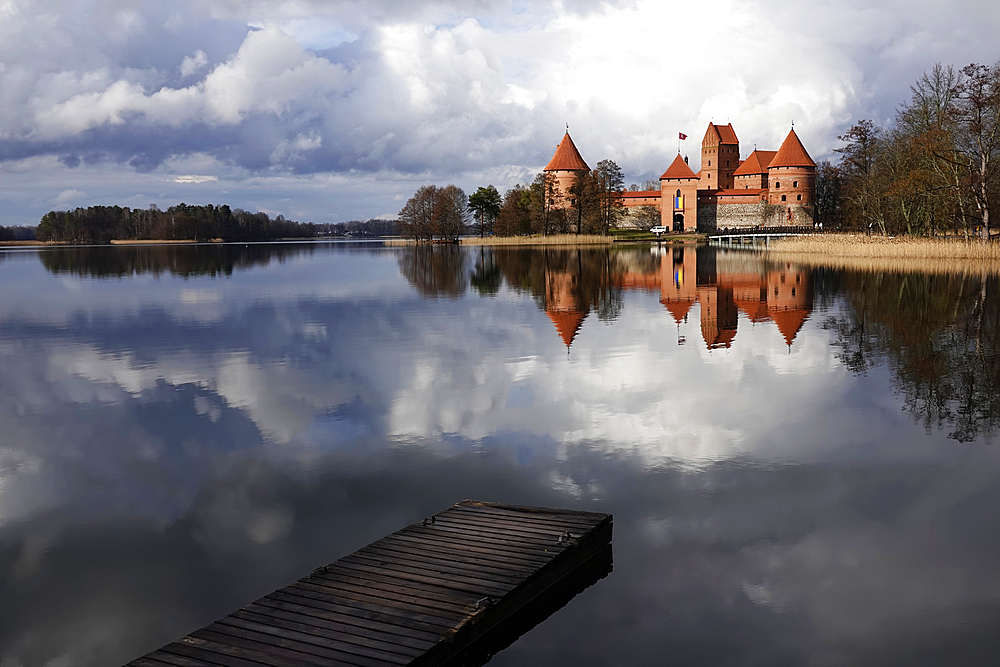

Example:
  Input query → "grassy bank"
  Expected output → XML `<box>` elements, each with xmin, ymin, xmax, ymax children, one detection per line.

<box><xmin>765</xmin><ymin>233</ymin><xmax>1000</xmax><ymax>275</ymax></box>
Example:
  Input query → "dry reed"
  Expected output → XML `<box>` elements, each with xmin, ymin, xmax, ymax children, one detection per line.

<box><xmin>461</xmin><ymin>234</ymin><xmax>612</xmax><ymax>246</ymax></box>
<box><xmin>764</xmin><ymin>233</ymin><xmax>1000</xmax><ymax>276</ymax></box>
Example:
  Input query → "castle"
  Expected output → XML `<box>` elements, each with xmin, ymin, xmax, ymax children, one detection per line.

<box><xmin>543</xmin><ymin>122</ymin><xmax>817</xmax><ymax>231</ymax></box>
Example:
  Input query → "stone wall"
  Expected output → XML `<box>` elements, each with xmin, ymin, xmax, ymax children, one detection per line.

<box><xmin>697</xmin><ymin>202</ymin><xmax>814</xmax><ymax>230</ymax></box>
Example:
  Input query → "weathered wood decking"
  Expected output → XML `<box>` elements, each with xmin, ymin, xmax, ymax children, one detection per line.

<box><xmin>127</xmin><ymin>500</ymin><xmax>613</xmax><ymax>667</ymax></box>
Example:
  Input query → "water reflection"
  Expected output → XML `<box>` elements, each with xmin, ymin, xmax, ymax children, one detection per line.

<box><xmin>36</xmin><ymin>241</ymin><xmax>384</xmax><ymax>279</ymax></box>
<box><xmin>826</xmin><ymin>270</ymin><xmax>1000</xmax><ymax>443</ymax></box>
<box><xmin>2</xmin><ymin>242</ymin><xmax>1000</xmax><ymax>667</ymax></box>
<box><xmin>398</xmin><ymin>244</ymin><xmax>814</xmax><ymax>350</ymax></box>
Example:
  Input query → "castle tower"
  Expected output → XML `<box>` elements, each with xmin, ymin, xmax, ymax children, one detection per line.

<box><xmin>659</xmin><ymin>154</ymin><xmax>699</xmax><ymax>232</ymax></box>
<box><xmin>767</xmin><ymin>128</ymin><xmax>816</xmax><ymax>215</ymax></box>
<box><xmin>543</xmin><ymin>132</ymin><xmax>590</xmax><ymax>209</ymax></box>
<box><xmin>701</xmin><ymin>123</ymin><xmax>739</xmax><ymax>190</ymax></box>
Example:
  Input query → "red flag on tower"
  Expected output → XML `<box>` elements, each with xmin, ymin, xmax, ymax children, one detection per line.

<box><xmin>679</xmin><ymin>132</ymin><xmax>688</xmax><ymax>140</ymax></box>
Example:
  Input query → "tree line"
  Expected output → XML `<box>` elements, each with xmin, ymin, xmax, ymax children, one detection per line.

<box><xmin>0</xmin><ymin>225</ymin><xmax>36</xmax><ymax>241</ymax></box>
<box><xmin>35</xmin><ymin>204</ymin><xmax>328</xmax><ymax>244</ymax></box>
<box><xmin>823</xmin><ymin>61</ymin><xmax>1000</xmax><ymax>238</ymax></box>
<box><xmin>399</xmin><ymin>159</ymin><xmax>630</xmax><ymax>240</ymax></box>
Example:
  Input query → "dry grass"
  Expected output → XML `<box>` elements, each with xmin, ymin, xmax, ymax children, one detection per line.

<box><xmin>462</xmin><ymin>234</ymin><xmax>613</xmax><ymax>246</ymax></box>
<box><xmin>765</xmin><ymin>233</ymin><xmax>1000</xmax><ymax>276</ymax></box>
<box><xmin>109</xmin><ymin>239</ymin><xmax>205</xmax><ymax>244</ymax></box>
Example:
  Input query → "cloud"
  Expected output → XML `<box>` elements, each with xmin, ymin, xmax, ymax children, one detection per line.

<box><xmin>52</xmin><ymin>188</ymin><xmax>86</xmax><ymax>204</ymax></box>
<box><xmin>1</xmin><ymin>0</ymin><xmax>1000</xmax><ymax>224</ymax></box>
<box><xmin>180</xmin><ymin>50</ymin><xmax>209</xmax><ymax>77</ymax></box>
<box><xmin>174</xmin><ymin>174</ymin><xmax>218</xmax><ymax>184</ymax></box>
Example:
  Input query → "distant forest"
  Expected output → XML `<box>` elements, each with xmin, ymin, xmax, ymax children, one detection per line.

<box><xmin>0</xmin><ymin>225</ymin><xmax>37</xmax><ymax>241</ymax></box>
<box><xmin>9</xmin><ymin>204</ymin><xmax>398</xmax><ymax>244</ymax></box>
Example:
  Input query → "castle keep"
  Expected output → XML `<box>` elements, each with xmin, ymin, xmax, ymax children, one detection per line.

<box><xmin>546</xmin><ymin>122</ymin><xmax>817</xmax><ymax>231</ymax></box>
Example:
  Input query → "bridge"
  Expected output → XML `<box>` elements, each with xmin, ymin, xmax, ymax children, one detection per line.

<box><xmin>707</xmin><ymin>226</ymin><xmax>817</xmax><ymax>246</ymax></box>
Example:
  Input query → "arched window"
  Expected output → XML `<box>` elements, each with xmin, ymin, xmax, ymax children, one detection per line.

<box><xmin>676</xmin><ymin>189</ymin><xmax>681</xmax><ymax>197</ymax></box>
<box><xmin>775</xmin><ymin>182</ymin><xmax>780</xmax><ymax>188</ymax></box>
<box><xmin>797</xmin><ymin>194</ymin><xmax>802</xmax><ymax>201</ymax></box>
<box><xmin>781</xmin><ymin>195</ymin><xmax>786</xmax><ymax>202</ymax></box>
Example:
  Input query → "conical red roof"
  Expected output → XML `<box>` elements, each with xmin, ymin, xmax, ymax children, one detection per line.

<box><xmin>662</xmin><ymin>299</ymin><xmax>693</xmax><ymax>323</ymax></box>
<box><xmin>771</xmin><ymin>309</ymin><xmax>809</xmax><ymax>346</ymax></box>
<box><xmin>544</xmin><ymin>133</ymin><xmax>590</xmax><ymax>172</ymax></box>
<box><xmin>769</xmin><ymin>129</ymin><xmax>815</xmax><ymax>168</ymax></box>
<box><xmin>547</xmin><ymin>310</ymin><xmax>587</xmax><ymax>348</ymax></box>
<box><xmin>660</xmin><ymin>154</ymin><xmax>698</xmax><ymax>180</ymax></box>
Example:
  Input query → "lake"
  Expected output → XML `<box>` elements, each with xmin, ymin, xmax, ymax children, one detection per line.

<box><xmin>1</xmin><ymin>241</ymin><xmax>999</xmax><ymax>666</ymax></box>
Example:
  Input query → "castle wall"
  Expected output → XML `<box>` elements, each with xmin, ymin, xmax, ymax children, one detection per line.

<box><xmin>734</xmin><ymin>173</ymin><xmax>768</xmax><ymax>190</ymax></box>
<box><xmin>697</xmin><ymin>201</ymin><xmax>814</xmax><ymax>230</ymax></box>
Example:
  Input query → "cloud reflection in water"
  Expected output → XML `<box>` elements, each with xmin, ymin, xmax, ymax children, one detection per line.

<box><xmin>0</xmin><ymin>242</ymin><xmax>999</xmax><ymax>666</ymax></box>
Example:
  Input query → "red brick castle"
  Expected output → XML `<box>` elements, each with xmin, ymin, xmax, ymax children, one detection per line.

<box><xmin>544</xmin><ymin>122</ymin><xmax>817</xmax><ymax>231</ymax></box>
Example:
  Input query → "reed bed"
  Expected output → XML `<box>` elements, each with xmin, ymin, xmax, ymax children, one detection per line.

<box><xmin>462</xmin><ymin>234</ymin><xmax>613</xmax><ymax>246</ymax></box>
<box><xmin>764</xmin><ymin>233</ymin><xmax>1000</xmax><ymax>276</ymax></box>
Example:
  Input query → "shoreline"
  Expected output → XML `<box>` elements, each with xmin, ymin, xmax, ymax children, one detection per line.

<box><xmin>387</xmin><ymin>232</ymin><xmax>705</xmax><ymax>247</ymax></box>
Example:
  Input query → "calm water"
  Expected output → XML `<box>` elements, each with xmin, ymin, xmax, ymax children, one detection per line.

<box><xmin>2</xmin><ymin>241</ymin><xmax>999</xmax><ymax>666</ymax></box>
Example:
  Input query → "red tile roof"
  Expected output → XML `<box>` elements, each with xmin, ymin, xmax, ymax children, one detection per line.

<box><xmin>732</xmin><ymin>150</ymin><xmax>777</xmax><ymax>176</ymax></box>
<box><xmin>704</xmin><ymin>123</ymin><xmax>739</xmax><ymax>145</ymax></box>
<box><xmin>660</xmin><ymin>154</ymin><xmax>698</xmax><ymax>180</ymax></box>
<box><xmin>769</xmin><ymin>129</ymin><xmax>815</xmax><ymax>168</ymax></box>
<box><xmin>544</xmin><ymin>133</ymin><xmax>590</xmax><ymax>172</ymax></box>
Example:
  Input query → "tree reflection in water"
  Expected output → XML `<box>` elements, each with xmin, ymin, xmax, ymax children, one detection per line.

<box><xmin>826</xmin><ymin>270</ymin><xmax>1000</xmax><ymax>442</ymax></box>
<box><xmin>39</xmin><ymin>243</ymin><xmax>324</xmax><ymax>278</ymax></box>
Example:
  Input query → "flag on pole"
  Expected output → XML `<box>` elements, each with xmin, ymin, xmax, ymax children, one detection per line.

<box><xmin>679</xmin><ymin>132</ymin><xmax>688</xmax><ymax>140</ymax></box>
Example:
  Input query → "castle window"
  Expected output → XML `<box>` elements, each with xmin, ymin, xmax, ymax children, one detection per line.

<box><xmin>676</xmin><ymin>189</ymin><xmax>681</xmax><ymax>197</ymax></box>
<box><xmin>797</xmin><ymin>194</ymin><xmax>802</xmax><ymax>201</ymax></box>
<box><xmin>793</xmin><ymin>181</ymin><xmax>798</xmax><ymax>187</ymax></box>
<box><xmin>781</xmin><ymin>195</ymin><xmax>786</xmax><ymax>202</ymax></box>
<box><xmin>708</xmin><ymin>160</ymin><xmax>711</xmax><ymax>166</ymax></box>
<box><xmin>775</xmin><ymin>182</ymin><xmax>780</xmax><ymax>188</ymax></box>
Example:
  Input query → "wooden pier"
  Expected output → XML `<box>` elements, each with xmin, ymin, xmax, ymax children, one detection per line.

<box><xmin>126</xmin><ymin>500</ymin><xmax>613</xmax><ymax>667</ymax></box>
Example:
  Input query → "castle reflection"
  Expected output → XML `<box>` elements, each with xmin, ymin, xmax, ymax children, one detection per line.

<box><xmin>658</xmin><ymin>246</ymin><xmax>813</xmax><ymax>349</ymax></box>
<box><xmin>399</xmin><ymin>244</ymin><xmax>813</xmax><ymax>351</ymax></box>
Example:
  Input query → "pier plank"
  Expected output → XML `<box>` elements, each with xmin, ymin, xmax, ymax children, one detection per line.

<box><xmin>125</xmin><ymin>500</ymin><xmax>612</xmax><ymax>667</ymax></box>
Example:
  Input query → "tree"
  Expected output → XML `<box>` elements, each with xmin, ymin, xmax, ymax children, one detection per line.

<box><xmin>398</xmin><ymin>185</ymin><xmax>437</xmax><ymax>241</ymax></box>
<box><xmin>437</xmin><ymin>185</ymin><xmax>469</xmax><ymax>241</ymax></box>
<box><xmin>835</xmin><ymin>120</ymin><xmax>886</xmax><ymax>233</ymax></box>
<box><xmin>528</xmin><ymin>172</ymin><xmax>560</xmax><ymax>236</ymax></box>
<box><xmin>569</xmin><ymin>170</ymin><xmax>598</xmax><ymax>234</ymax></box>
<box><xmin>954</xmin><ymin>62</ymin><xmax>1000</xmax><ymax>239</ymax></box>
<box><xmin>494</xmin><ymin>185</ymin><xmax>531</xmax><ymax>236</ymax></box>
<box><xmin>814</xmin><ymin>160</ymin><xmax>843</xmax><ymax>229</ymax></box>
<box><xmin>632</xmin><ymin>205</ymin><xmax>661</xmax><ymax>231</ymax></box>
<box><xmin>398</xmin><ymin>184</ymin><xmax>468</xmax><ymax>241</ymax></box>
<box><xmin>593</xmin><ymin>159</ymin><xmax>626</xmax><ymax>234</ymax></box>
<box><xmin>468</xmin><ymin>185</ymin><xmax>502</xmax><ymax>237</ymax></box>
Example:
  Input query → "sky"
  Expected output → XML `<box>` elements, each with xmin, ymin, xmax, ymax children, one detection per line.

<box><xmin>1</xmin><ymin>0</ymin><xmax>999</xmax><ymax>226</ymax></box>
